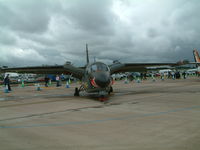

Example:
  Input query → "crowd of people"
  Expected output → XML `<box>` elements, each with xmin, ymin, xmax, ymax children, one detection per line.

<box><xmin>115</xmin><ymin>70</ymin><xmax>199</xmax><ymax>81</ymax></box>
<box><xmin>1</xmin><ymin>70</ymin><xmax>199</xmax><ymax>93</ymax></box>
<box><xmin>1</xmin><ymin>74</ymin><xmax>66</xmax><ymax>92</ymax></box>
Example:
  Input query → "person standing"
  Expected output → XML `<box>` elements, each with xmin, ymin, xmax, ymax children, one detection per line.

<box><xmin>44</xmin><ymin>75</ymin><xmax>49</xmax><ymax>87</ymax></box>
<box><xmin>182</xmin><ymin>72</ymin><xmax>186</xmax><ymax>79</ymax></box>
<box><xmin>56</xmin><ymin>75</ymin><xmax>60</xmax><ymax>87</ymax></box>
<box><xmin>3</xmin><ymin>74</ymin><xmax>11</xmax><ymax>91</ymax></box>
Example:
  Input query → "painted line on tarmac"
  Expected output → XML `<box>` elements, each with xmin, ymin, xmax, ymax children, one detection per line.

<box><xmin>0</xmin><ymin>93</ymin><xmax>73</xmax><ymax>102</ymax></box>
<box><xmin>0</xmin><ymin>105</ymin><xmax>200</xmax><ymax>129</ymax></box>
<box><xmin>0</xmin><ymin>98</ymin><xmax>5</xmax><ymax>101</ymax></box>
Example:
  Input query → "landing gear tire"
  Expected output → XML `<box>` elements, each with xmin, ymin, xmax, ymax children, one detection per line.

<box><xmin>74</xmin><ymin>87</ymin><xmax>80</xmax><ymax>96</ymax></box>
<box><xmin>99</xmin><ymin>95</ymin><xmax>107</xmax><ymax>102</ymax></box>
<box><xmin>108</xmin><ymin>86</ymin><xmax>113</xmax><ymax>94</ymax></box>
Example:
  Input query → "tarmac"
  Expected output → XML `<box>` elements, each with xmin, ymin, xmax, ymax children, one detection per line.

<box><xmin>0</xmin><ymin>77</ymin><xmax>200</xmax><ymax>150</ymax></box>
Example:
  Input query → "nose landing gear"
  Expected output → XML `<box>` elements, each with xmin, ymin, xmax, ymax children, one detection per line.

<box><xmin>99</xmin><ymin>95</ymin><xmax>108</xmax><ymax>102</ymax></box>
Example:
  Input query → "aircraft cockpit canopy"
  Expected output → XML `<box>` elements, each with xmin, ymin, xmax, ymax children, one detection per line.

<box><xmin>89</xmin><ymin>63</ymin><xmax>109</xmax><ymax>72</ymax></box>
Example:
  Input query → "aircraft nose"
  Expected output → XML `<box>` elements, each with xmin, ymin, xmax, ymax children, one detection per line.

<box><xmin>95</xmin><ymin>73</ymin><xmax>111</xmax><ymax>88</ymax></box>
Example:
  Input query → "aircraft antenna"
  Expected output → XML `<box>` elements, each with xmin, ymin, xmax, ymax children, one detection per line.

<box><xmin>86</xmin><ymin>43</ymin><xmax>89</xmax><ymax>65</ymax></box>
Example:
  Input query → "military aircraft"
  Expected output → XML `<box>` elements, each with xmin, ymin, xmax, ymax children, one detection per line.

<box><xmin>0</xmin><ymin>44</ymin><xmax>187</xmax><ymax>100</ymax></box>
<box><xmin>192</xmin><ymin>48</ymin><xmax>200</xmax><ymax>75</ymax></box>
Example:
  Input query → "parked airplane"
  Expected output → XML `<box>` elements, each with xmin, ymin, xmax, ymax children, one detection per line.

<box><xmin>192</xmin><ymin>49</ymin><xmax>200</xmax><ymax>75</ymax></box>
<box><xmin>0</xmin><ymin>44</ymin><xmax>187</xmax><ymax>100</ymax></box>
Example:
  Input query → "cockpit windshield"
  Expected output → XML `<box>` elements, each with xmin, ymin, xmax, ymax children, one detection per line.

<box><xmin>90</xmin><ymin>63</ymin><xmax>109</xmax><ymax>72</ymax></box>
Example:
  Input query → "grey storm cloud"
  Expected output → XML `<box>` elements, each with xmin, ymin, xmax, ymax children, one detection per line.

<box><xmin>0</xmin><ymin>1</ymin><xmax>50</xmax><ymax>33</ymax></box>
<box><xmin>0</xmin><ymin>0</ymin><xmax>200</xmax><ymax>67</ymax></box>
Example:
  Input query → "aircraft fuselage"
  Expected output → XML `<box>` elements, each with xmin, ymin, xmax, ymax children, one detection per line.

<box><xmin>82</xmin><ymin>62</ymin><xmax>113</xmax><ymax>96</ymax></box>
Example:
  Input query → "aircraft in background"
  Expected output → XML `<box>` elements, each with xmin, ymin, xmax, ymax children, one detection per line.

<box><xmin>0</xmin><ymin>44</ymin><xmax>188</xmax><ymax>100</ymax></box>
<box><xmin>192</xmin><ymin>49</ymin><xmax>200</xmax><ymax>75</ymax></box>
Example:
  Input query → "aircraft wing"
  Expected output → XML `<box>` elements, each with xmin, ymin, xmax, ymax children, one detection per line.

<box><xmin>189</xmin><ymin>62</ymin><xmax>200</xmax><ymax>64</ymax></box>
<box><xmin>0</xmin><ymin>64</ymin><xmax>85</xmax><ymax>80</ymax></box>
<box><xmin>110</xmin><ymin>61</ymin><xmax>188</xmax><ymax>74</ymax></box>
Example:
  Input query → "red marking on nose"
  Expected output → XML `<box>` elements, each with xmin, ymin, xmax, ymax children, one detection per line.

<box><xmin>90</xmin><ymin>78</ymin><xmax>98</xmax><ymax>87</ymax></box>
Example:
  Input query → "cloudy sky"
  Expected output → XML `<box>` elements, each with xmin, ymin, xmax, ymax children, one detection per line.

<box><xmin>0</xmin><ymin>0</ymin><xmax>199</xmax><ymax>67</ymax></box>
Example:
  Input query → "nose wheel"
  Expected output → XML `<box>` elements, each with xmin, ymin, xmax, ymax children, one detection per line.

<box><xmin>99</xmin><ymin>95</ymin><xmax>108</xmax><ymax>102</ymax></box>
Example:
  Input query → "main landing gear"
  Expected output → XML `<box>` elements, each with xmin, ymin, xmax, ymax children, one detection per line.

<box><xmin>74</xmin><ymin>86</ymin><xmax>114</xmax><ymax>103</ymax></box>
<box><xmin>74</xmin><ymin>87</ymin><xmax>80</xmax><ymax>96</ymax></box>
<box><xmin>109</xmin><ymin>86</ymin><xmax>113</xmax><ymax>94</ymax></box>
<box><xmin>74</xmin><ymin>84</ymin><xmax>85</xmax><ymax>96</ymax></box>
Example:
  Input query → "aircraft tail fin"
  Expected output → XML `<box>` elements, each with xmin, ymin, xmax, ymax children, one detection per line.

<box><xmin>193</xmin><ymin>49</ymin><xmax>200</xmax><ymax>66</ymax></box>
<box><xmin>86</xmin><ymin>43</ymin><xmax>89</xmax><ymax>65</ymax></box>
